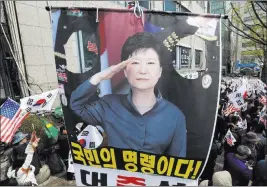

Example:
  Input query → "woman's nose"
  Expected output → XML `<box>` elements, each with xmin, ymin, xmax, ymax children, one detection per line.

<box><xmin>139</xmin><ymin>64</ymin><xmax>148</xmax><ymax>74</ymax></box>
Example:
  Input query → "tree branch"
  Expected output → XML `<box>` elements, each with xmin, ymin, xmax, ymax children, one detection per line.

<box><xmin>247</xmin><ymin>2</ymin><xmax>264</xmax><ymax>27</ymax></box>
<box><xmin>251</xmin><ymin>1</ymin><xmax>267</xmax><ymax>28</ymax></box>
<box><xmin>255</xmin><ymin>1</ymin><xmax>267</xmax><ymax>13</ymax></box>
<box><xmin>230</xmin><ymin>2</ymin><xmax>265</xmax><ymax>43</ymax></box>
<box><xmin>227</xmin><ymin>18</ymin><xmax>267</xmax><ymax>45</ymax></box>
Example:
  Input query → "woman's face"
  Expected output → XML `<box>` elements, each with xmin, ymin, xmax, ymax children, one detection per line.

<box><xmin>124</xmin><ymin>48</ymin><xmax>162</xmax><ymax>91</ymax></box>
<box><xmin>19</xmin><ymin>138</ymin><xmax>27</xmax><ymax>144</ymax></box>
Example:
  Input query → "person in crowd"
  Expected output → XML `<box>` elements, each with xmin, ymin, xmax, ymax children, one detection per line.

<box><xmin>223</xmin><ymin>116</ymin><xmax>242</xmax><ymax>170</ymax></box>
<box><xmin>70</xmin><ymin>32</ymin><xmax>187</xmax><ymax>157</ymax></box>
<box><xmin>226</xmin><ymin>145</ymin><xmax>253</xmax><ymax>186</ymax></box>
<box><xmin>203</xmin><ymin>78</ymin><xmax>267</xmax><ymax>186</ymax></box>
<box><xmin>251</xmin><ymin>122</ymin><xmax>266</xmax><ymax>161</ymax></box>
<box><xmin>243</xmin><ymin>132</ymin><xmax>261</xmax><ymax>166</ymax></box>
<box><xmin>0</xmin><ymin>142</ymin><xmax>13</xmax><ymax>186</ymax></box>
<box><xmin>199</xmin><ymin>171</ymin><xmax>232</xmax><ymax>186</ymax></box>
<box><xmin>253</xmin><ymin>159</ymin><xmax>267</xmax><ymax>185</ymax></box>
<box><xmin>201</xmin><ymin>109</ymin><xmax>225</xmax><ymax>181</ymax></box>
<box><xmin>58</xmin><ymin>126</ymin><xmax>70</xmax><ymax>169</ymax></box>
<box><xmin>214</xmin><ymin>114</ymin><xmax>227</xmax><ymax>143</ymax></box>
<box><xmin>200</xmin><ymin>140</ymin><xmax>222</xmax><ymax>181</ymax></box>
<box><xmin>245</xmin><ymin>114</ymin><xmax>252</xmax><ymax>133</ymax></box>
<box><xmin>7</xmin><ymin>131</ymin><xmax>40</xmax><ymax>186</ymax></box>
<box><xmin>11</xmin><ymin>131</ymin><xmax>50</xmax><ymax>184</ymax></box>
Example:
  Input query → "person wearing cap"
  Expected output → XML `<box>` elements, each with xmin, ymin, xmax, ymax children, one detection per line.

<box><xmin>244</xmin><ymin>131</ymin><xmax>261</xmax><ymax>165</ymax></box>
<box><xmin>226</xmin><ymin>145</ymin><xmax>253</xmax><ymax>186</ymax></box>
<box><xmin>10</xmin><ymin>131</ymin><xmax>51</xmax><ymax>185</ymax></box>
<box><xmin>13</xmin><ymin>131</ymin><xmax>29</xmax><ymax>145</ymax></box>
<box><xmin>11</xmin><ymin>132</ymin><xmax>42</xmax><ymax>175</ymax></box>
<box><xmin>7</xmin><ymin>131</ymin><xmax>40</xmax><ymax>186</ymax></box>
<box><xmin>199</xmin><ymin>170</ymin><xmax>232</xmax><ymax>186</ymax></box>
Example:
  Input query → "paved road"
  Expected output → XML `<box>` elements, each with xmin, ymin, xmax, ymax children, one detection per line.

<box><xmin>214</xmin><ymin>150</ymin><xmax>224</xmax><ymax>173</ymax></box>
<box><xmin>39</xmin><ymin>172</ymin><xmax>76</xmax><ymax>186</ymax></box>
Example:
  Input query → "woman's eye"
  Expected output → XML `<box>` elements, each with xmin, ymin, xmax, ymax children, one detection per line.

<box><xmin>148</xmin><ymin>62</ymin><xmax>155</xmax><ymax>64</ymax></box>
<box><xmin>132</xmin><ymin>62</ymin><xmax>139</xmax><ymax>64</ymax></box>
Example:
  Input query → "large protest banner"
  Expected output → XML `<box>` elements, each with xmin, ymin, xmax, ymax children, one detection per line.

<box><xmin>50</xmin><ymin>7</ymin><xmax>222</xmax><ymax>186</ymax></box>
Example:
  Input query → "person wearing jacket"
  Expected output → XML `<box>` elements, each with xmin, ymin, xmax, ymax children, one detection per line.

<box><xmin>226</xmin><ymin>145</ymin><xmax>253</xmax><ymax>186</ymax></box>
<box><xmin>70</xmin><ymin>32</ymin><xmax>187</xmax><ymax>157</ymax></box>
<box><xmin>0</xmin><ymin>143</ymin><xmax>13</xmax><ymax>186</ymax></box>
<box><xmin>11</xmin><ymin>131</ymin><xmax>51</xmax><ymax>184</ymax></box>
<box><xmin>223</xmin><ymin>118</ymin><xmax>242</xmax><ymax>170</ymax></box>
<box><xmin>7</xmin><ymin>131</ymin><xmax>40</xmax><ymax>186</ymax></box>
<box><xmin>243</xmin><ymin>131</ymin><xmax>261</xmax><ymax>166</ymax></box>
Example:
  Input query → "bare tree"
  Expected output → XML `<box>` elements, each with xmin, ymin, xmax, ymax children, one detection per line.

<box><xmin>225</xmin><ymin>1</ymin><xmax>267</xmax><ymax>81</ymax></box>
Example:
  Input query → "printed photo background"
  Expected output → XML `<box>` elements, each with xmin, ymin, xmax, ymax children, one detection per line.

<box><xmin>51</xmin><ymin>8</ymin><xmax>221</xmax><ymax>186</ymax></box>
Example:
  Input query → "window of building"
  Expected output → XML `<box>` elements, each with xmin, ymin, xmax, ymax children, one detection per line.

<box><xmin>113</xmin><ymin>1</ymin><xmax>127</xmax><ymax>7</ymax></box>
<box><xmin>177</xmin><ymin>46</ymin><xmax>191</xmax><ymax>69</ymax></box>
<box><xmin>163</xmin><ymin>1</ymin><xmax>176</xmax><ymax>11</ymax></box>
<box><xmin>197</xmin><ymin>1</ymin><xmax>205</xmax><ymax>8</ymax></box>
<box><xmin>138</xmin><ymin>1</ymin><xmax>150</xmax><ymax>9</ymax></box>
<box><xmin>195</xmin><ymin>50</ymin><xmax>201</xmax><ymax>68</ymax></box>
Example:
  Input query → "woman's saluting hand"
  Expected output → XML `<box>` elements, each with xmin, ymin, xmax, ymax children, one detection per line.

<box><xmin>90</xmin><ymin>59</ymin><xmax>131</xmax><ymax>85</ymax></box>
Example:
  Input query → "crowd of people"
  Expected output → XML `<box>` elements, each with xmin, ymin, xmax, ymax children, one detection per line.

<box><xmin>200</xmin><ymin>78</ymin><xmax>267</xmax><ymax>186</ymax></box>
<box><xmin>0</xmin><ymin>124</ymin><xmax>73</xmax><ymax>186</ymax></box>
<box><xmin>1</xmin><ymin>77</ymin><xmax>267</xmax><ymax>186</ymax></box>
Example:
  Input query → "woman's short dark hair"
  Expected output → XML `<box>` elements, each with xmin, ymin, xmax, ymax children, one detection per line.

<box><xmin>121</xmin><ymin>32</ymin><xmax>163</xmax><ymax>66</ymax></box>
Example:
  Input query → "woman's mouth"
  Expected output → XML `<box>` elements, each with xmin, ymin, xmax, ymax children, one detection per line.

<box><xmin>137</xmin><ymin>78</ymin><xmax>149</xmax><ymax>80</ymax></box>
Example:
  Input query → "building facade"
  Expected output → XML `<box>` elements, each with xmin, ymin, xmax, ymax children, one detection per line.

<box><xmin>209</xmin><ymin>0</ymin><xmax>231</xmax><ymax>75</ymax></box>
<box><xmin>1</xmin><ymin>1</ymin><xmax>207</xmax><ymax>104</ymax></box>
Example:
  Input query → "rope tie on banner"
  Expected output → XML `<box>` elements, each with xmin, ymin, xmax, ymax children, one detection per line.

<box><xmin>133</xmin><ymin>1</ymin><xmax>143</xmax><ymax>19</ymax></box>
<box><xmin>46</xmin><ymin>1</ymin><xmax>52</xmax><ymax>28</ymax></box>
<box><xmin>96</xmin><ymin>7</ymin><xmax>99</xmax><ymax>22</ymax></box>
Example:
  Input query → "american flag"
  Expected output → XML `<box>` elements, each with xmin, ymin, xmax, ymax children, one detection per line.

<box><xmin>223</xmin><ymin>104</ymin><xmax>240</xmax><ymax>116</ymax></box>
<box><xmin>0</xmin><ymin>98</ymin><xmax>29</xmax><ymax>143</ymax></box>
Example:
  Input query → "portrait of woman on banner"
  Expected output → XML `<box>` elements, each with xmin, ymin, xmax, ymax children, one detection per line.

<box><xmin>70</xmin><ymin>32</ymin><xmax>187</xmax><ymax>158</ymax></box>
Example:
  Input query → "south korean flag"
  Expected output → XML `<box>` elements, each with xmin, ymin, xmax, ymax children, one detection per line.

<box><xmin>77</xmin><ymin>125</ymin><xmax>104</xmax><ymax>150</ymax></box>
<box><xmin>20</xmin><ymin>89</ymin><xmax>58</xmax><ymax>113</ymax></box>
